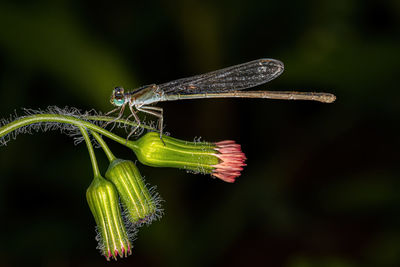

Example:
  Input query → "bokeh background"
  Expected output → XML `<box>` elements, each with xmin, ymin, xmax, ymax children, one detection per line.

<box><xmin>0</xmin><ymin>0</ymin><xmax>399</xmax><ymax>266</ymax></box>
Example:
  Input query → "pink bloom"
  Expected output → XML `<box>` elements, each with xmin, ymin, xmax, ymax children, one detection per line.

<box><xmin>129</xmin><ymin>132</ymin><xmax>247</xmax><ymax>182</ymax></box>
<box><xmin>212</xmin><ymin>140</ymin><xmax>247</xmax><ymax>183</ymax></box>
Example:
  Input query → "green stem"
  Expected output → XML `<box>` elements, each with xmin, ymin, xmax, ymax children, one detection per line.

<box><xmin>91</xmin><ymin>131</ymin><xmax>116</xmax><ymax>162</ymax></box>
<box><xmin>79</xmin><ymin>126</ymin><xmax>100</xmax><ymax>177</ymax></box>
<box><xmin>85</xmin><ymin>115</ymin><xmax>157</xmax><ymax>132</ymax></box>
<box><xmin>0</xmin><ymin>114</ymin><xmax>130</xmax><ymax>146</ymax></box>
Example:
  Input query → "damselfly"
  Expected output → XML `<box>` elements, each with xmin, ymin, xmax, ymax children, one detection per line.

<box><xmin>106</xmin><ymin>58</ymin><xmax>336</xmax><ymax>138</ymax></box>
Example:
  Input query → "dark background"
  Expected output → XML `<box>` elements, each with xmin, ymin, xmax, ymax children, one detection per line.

<box><xmin>0</xmin><ymin>0</ymin><xmax>399</xmax><ymax>266</ymax></box>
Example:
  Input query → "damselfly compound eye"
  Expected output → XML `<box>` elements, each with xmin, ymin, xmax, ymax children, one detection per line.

<box><xmin>111</xmin><ymin>87</ymin><xmax>125</xmax><ymax>106</ymax></box>
<box><xmin>114</xmin><ymin>87</ymin><xmax>124</xmax><ymax>98</ymax></box>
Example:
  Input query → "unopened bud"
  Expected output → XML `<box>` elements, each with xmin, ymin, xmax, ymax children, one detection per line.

<box><xmin>105</xmin><ymin>159</ymin><xmax>162</xmax><ymax>226</ymax></box>
<box><xmin>86</xmin><ymin>175</ymin><xmax>132</xmax><ymax>260</ymax></box>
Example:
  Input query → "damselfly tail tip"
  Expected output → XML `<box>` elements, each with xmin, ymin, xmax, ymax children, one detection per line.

<box><xmin>324</xmin><ymin>93</ymin><xmax>337</xmax><ymax>103</ymax></box>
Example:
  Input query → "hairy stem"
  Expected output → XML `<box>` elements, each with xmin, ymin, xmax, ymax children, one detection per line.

<box><xmin>85</xmin><ymin>115</ymin><xmax>157</xmax><ymax>132</ymax></box>
<box><xmin>0</xmin><ymin>114</ymin><xmax>129</xmax><ymax>146</ymax></box>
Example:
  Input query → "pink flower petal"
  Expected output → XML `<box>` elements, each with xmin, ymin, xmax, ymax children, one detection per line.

<box><xmin>212</xmin><ymin>140</ymin><xmax>247</xmax><ymax>183</ymax></box>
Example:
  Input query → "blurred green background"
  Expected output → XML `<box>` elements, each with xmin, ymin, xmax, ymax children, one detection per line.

<box><xmin>0</xmin><ymin>0</ymin><xmax>399</xmax><ymax>266</ymax></box>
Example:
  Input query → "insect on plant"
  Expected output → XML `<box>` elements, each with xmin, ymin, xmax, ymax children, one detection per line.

<box><xmin>106</xmin><ymin>58</ymin><xmax>336</xmax><ymax>139</ymax></box>
<box><xmin>0</xmin><ymin>58</ymin><xmax>336</xmax><ymax>260</ymax></box>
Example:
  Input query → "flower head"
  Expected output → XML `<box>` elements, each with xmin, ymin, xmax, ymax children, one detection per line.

<box><xmin>212</xmin><ymin>140</ymin><xmax>247</xmax><ymax>183</ymax></box>
<box><xmin>86</xmin><ymin>175</ymin><xmax>132</xmax><ymax>261</ymax></box>
<box><xmin>105</xmin><ymin>159</ymin><xmax>162</xmax><ymax>226</ymax></box>
<box><xmin>126</xmin><ymin>132</ymin><xmax>246</xmax><ymax>182</ymax></box>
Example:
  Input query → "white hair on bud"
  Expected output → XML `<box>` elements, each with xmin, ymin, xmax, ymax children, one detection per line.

<box><xmin>120</xmin><ymin>177</ymin><xmax>164</xmax><ymax>230</ymax></box>
<box><xmin>193</xmin><ymin>136</ymin><xmax>203</xmax><ymax>143</ymax></box>
<box><xmin>119</xmin><ymin>200</ymin><xmax>139</xmax><ymax>243</ymax></box>
<box><xmin>145</xmin><ymin>184</ymin><xmax>165</xmax><ymax>223</ymax></box>
<box><xmin>94</xmin><ymin>226</ymin><xmax>107</xmax><ymax>257</ymax></box>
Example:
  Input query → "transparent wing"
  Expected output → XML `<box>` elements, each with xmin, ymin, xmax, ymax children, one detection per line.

<box><xmin>158</xmin><ymin>58</ymin><xmax>284</xmax><ymax>95</ymax></box>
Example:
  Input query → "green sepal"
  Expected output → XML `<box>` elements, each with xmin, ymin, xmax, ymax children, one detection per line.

<box><xmin>86</xmin><ymin>175</ymin><xmax>131</xmax><ymax>260</ymax></box>
<box><xmin>126</xmin><ymin>132</ymin><xmax>219</xmax><ymax>173</ymax></box>
<box><xmin>105</xmin><ymin>159</ymin><xmax>160</xmax><ymax>225</ymax></box>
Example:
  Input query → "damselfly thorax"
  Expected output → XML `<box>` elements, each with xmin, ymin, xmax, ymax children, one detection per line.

<box><xmin>105</xmin><ymin>58</ymin><xmax>336</xmax><ymax>140</ymax></box>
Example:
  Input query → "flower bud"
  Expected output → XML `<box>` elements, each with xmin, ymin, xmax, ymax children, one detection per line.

<box><xmin>126</xmin><ymin>132</ymin><xmax>247</xmax><ymax>183</ymax></box>
<box><xmin>105</xmin><ymin>159</ymin><xmax>162</xmax><ymax>226</ymax></box>
<box><xmin>86</xmin><ymin>175</ymin><xmax>132</xmax><ymax>260</ymax></box>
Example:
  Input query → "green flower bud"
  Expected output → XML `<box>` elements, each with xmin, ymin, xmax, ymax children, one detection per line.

<box><xmin>86</xmin><ymin>175</ymin><xmax>132</xmax><ymax>261</ymax></box>
<box><xmin>105</xmin><ymin>159</ymin><xmax>162</xmax><ymax>226</ymax></box>
<box><xmin>126</xmin><ymin>132</ymin><xmax>247</xmax><ymax>183</ymax></box>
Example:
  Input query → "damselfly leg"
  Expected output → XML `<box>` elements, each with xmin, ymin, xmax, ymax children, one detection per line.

<box><xmin>102</xmin><ymin>104</ymin><xmax>126</xmax><ymax>130</ymax></box>
<box><xmin>125</xmin><ymin>103</ymin><xmax>142</xmax><ymax>141</ymax></box>
<box><xmin>137</xmin><ymin>106</ymin><xmax>164</xmax><ymax>136</ymax></box>
<box><xmin>136</xmin><ymin>105</ymin><xmax>165</xmax><ymax>144</ymax></box>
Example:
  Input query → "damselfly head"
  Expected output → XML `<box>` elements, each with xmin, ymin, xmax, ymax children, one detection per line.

<box><xmin>111</xmin><ymin>87</ymin><xmax>125</xmax><ymax>106</ymax></box>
